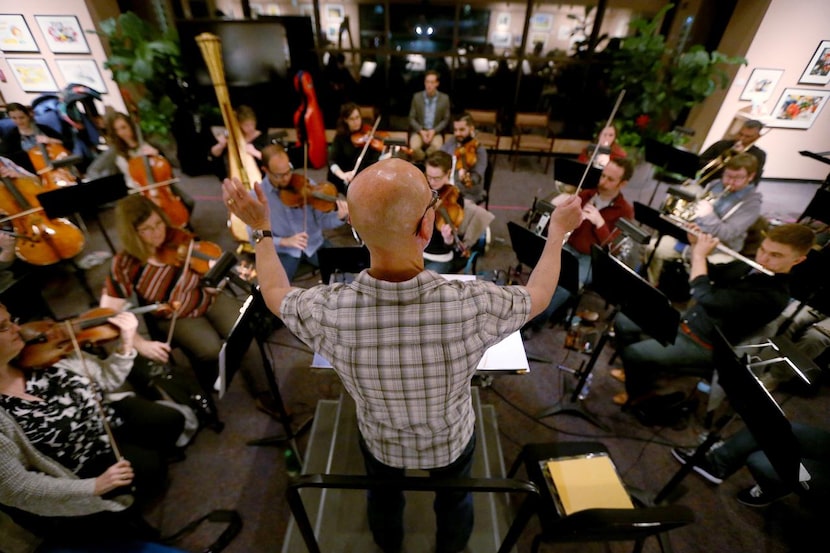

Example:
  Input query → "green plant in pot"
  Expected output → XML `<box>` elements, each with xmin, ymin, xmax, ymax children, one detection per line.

<box><xmin>608</xmin><ymin>4</ymin><xmax>746</xmax><ymax>154</ymax></box>
<box><xmin>98</xmin><ymin>11</ymin><xmax>184</xmax><ymax>146</ymax></box>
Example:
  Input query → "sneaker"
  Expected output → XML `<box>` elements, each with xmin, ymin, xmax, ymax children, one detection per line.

<box><xmin>670</xmin><ymin>447</ymin><xmax>724</xmax><ymax>484</ymax></box>
<box><xmin>736</xmin><ymin>485</ymin><xmax>788</xmax><ymax>507</ymax></box>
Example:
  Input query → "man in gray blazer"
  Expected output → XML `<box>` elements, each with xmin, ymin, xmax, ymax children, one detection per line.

<box><xmin>409</xmin><ymin>70</ymin><xmax>451</xmax><ymax>162</ymax></box>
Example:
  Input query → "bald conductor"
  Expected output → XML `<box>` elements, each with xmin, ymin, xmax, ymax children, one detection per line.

<box><xmin>222</xmin><ymin>159</ymin><xmax>581</xmax><ymax>553</ymax></box>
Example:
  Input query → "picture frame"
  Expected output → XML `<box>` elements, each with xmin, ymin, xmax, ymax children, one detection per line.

<box><xmin>35</xmin><ymin>15</ymin><xmax>90</xmax><ymax>54</ymax></box>
<box><xmin>530</xmin><ymin>13</ymin><xmax>552</xmax><ymax>32</ymax></box>
<box><xmin>0</xmin><ymin>14</ymin><xmax>38</xmax><ymax>53</ymax></box>
<box><xmin>55</xmin><ymin>58</ymin><xmax>107</xmax><ymax>93</ymax></box>
<box><xmin>496</xmin><ymin>12</ymin><xmax>511</xmax><ymax>29</ymax></box>
<box><xmin>325</xmin><ymin>4</ymin><xmax>344</xmax><ymax>23</ymax></box>
<box><xmin>6</xmin><ymin>58</ymin><xmax>58</xmax><ymax>92</ymax></box>
<box><xmin>798</xmin><ymin>40</ymin><xmax>830</xmax><ymax>85</ymax></box>
<box><xmin>491</xmin><ymin>31</ymin><xmax>511</xmax><ymax>48</ymax></box>
<box><xmin>768</xmin><ymin>87</ymin><xmax>830</xmax><ymax>129</ymax></box>
<box><xmin>739</xmin><ymin>68</ymin><xmax>784</xmax><ymax>102</ymax></box>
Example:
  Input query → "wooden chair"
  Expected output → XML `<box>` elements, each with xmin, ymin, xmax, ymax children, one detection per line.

<box><xmin>467</xmin><ymin>109</ymin><xmax>501</xmax><ymax>163</ymax></box>
<box><xmin>358</xmin><ymin>105</ymin><xmax>377</xmax><ymax>124</ymax></box>
<box><xmin>511</xmin><ymin>112</ymin><xmax>555</xmax><ymax>172</ymax></box>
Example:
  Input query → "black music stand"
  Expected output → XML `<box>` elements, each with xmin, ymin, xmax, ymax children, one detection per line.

<box><xmin>537</xmin><ymin>246</ymin><xmax>679</xmax><ymax>429</ymax></box>
<box><xmin>633</xmin><ymin>201</ymin><xmax>691</xmax><ymax>277</ymax></box>
<box><xmin>551</xmin><ymin>158</ymin><xmax>600</xmax><ymax>189</ymax></box>
<box><xmin>654</xmin><ymin>327</ymin><xmax>806</xmax><ymax>504</ymax></box>
<box><xmin>317</xmin><ymin>245</ymin><xmax>370</xmax><ymax>284</ymax></box>
<box><xmin>506</xmin><ymin>221</ymin><xmax>579</xmax><ymax>365</ymax></box>
<box><xmin>219</xmin><ymin>286</ymin><xmax>312</xmax><ymax>455</ymax></box>
<box><xmin>643</xmin><ymin>139</ymin><xmax>700</xmax><ymax>207</ymax></box>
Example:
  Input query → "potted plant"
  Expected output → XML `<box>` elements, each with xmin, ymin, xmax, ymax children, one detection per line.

<box><xmin>98</xmin><ymin>12</ymin><xmax>184</xmax><ymax>147</ymax></box>
<box><xmin>608</xmin><ymin>4</ymin><xmax>746</xmax><ymax>153</ymax></box>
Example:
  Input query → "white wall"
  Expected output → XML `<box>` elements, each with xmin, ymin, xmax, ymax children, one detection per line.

<box><xmin>703</xmin><ymin>0</ymin><xmax>830</xmax><ymax>181</ymax></box>
<box><xmin>0</xmin><ymin>0</ymin><xmax>125</xmax><ymax>112</ymax></box>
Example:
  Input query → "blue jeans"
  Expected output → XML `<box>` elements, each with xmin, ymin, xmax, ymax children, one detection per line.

<box><xmin>708</xmin><ymin>423</ymin><xmax>830</xmax><ymax>498</ymax></box>
<box><xmin>614</xmin><ymin>314</ymin><xmax>714</xmax><ymax>400</ymax></box>
<box><xmin>359</xmin><ymin>433</ymin><xmax>476</xmax><ymax>553</ymax></box>
<box><xmin>278</xmin><ymin>251</ymin><xmax>321</xmax><ymax>281</ymax></box>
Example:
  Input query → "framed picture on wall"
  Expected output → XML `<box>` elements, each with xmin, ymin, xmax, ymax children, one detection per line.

<box><xmin>530</xmin><ymin>13</ymin><xmax>552</xmax><ymax>31</ymax></box>
<box><xmin>739</xmin><ymin>68</ymin><xmax>784</xmax><ymax>102</ymax></box>
<box><xmin>0</xmin><ymin>14</ymin><xmax>38</xmax><ymax>52</ymax></box>
<box><xmin>768</xmin><ymin>87</ymin><xmax>829</xmax><ymax>129</ymax></box>
<box><xmin>7</xmin><ymin>58</ymin><xmax>58</xmax><ymax>92</ymax></box>
<box><xmin>491</xmin><ymin>32</ymin><xmax>511</xmax><ymax>48</ymax></box>
<box><xmin>35</xmin><ymin>15</ymin><xmax>90</xmax><ymax>54</ymax></box>
<box><xmin>55</xmin><ymin>58</ymin><xmax>107</xmax><ymax>93</ymax></box>
<box><xmin>496</xmin><ymin>12</ymin><xmax>511</xmax><ymax>29</ymax></box>
<box><xmin>798</xmin><ymin>40</ymin><xmax>830</xmax><ymax>85</ymax></box>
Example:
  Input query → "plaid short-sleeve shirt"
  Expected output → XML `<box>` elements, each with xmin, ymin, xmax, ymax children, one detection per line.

<box><xmin>280</xmin><ymin>270</ymin><xmax>531</xmax><ymax>469</ymax></box>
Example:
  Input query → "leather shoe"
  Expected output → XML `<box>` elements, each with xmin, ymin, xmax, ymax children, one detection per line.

<box><xmin>610</xmin><ymin>368</ymin><xmax>626</xmax><ymax>383</ymax></box>
<box><xmin>612</xmin><ymin>392</ymin><xmax>628</xmax><ymax>405</ymax></box>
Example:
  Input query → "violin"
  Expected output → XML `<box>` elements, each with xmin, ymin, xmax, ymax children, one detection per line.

<box><xmin>0</xmin><ymin>175</ymin><xmax>85</xmax><ymax>266</ymax></box>
<box><xmin>453</xmin><ymin>139</ymin><xmax>479</xmax><ymax>189</ymax></box>
<box><xmin>154</xmin><ymin>228</ymin><xmax>224</xmax><ymax>275</ymax></box>
<box><xmin>351</xmin><ymin>123</ymin><xmax>389</xmax><ymax>153</ymax></box>
<box><xmin>434</xmin><ymin>184</ymin><xmax>469</xmax><ymax>258</ymax></box>
<box><xmin>27</xmin><ymin>142</ymin><xmax>78</xmax><ymax>190</ymax></box>
<box><xmin>16</xmin><ymin>305</ymin><xmax>162</xmax><ymax>369</ymax></box>
<box><xmin>279</xmin><ymin>173</ymin><xmax>341</xmax><ymax>213</ymax></box>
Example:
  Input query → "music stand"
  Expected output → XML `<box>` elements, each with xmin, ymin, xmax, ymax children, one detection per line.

<box><xmin>633</xmin><ymin>201</ymin><xmax>691</xmax><ymax>276</ymax></box>
<box><xmin>317</xmin><ymin>245</ymin><xmax>370</xmax><ymax>284</ymax></box>
<box><xmin>219</xmin><ymin>286</ymin><xmax>312</xmax><ymax>454</ymax></box>
<box><xmin>552</xmin><ymin>158</ymin><xmax>600</xmax><ymax>190</ymax></box>
<box><xmin>537</xmin><ymin>246</ymin><xmax>679</xmax><ymax>429</ymax></box>
<box><xmin>643</xmin><ymin>139</ymin><xmax>700</xmax><ymax>207</ymax></box>
<box><xmin>655</xmin><ymin>327</ymin><xmax>806</xmax><ymax>504</ymax></box>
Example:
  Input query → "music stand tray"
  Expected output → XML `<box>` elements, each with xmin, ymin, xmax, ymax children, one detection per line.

<box><xmin>552</xmin><ymin>158</ymin><xmax>600</xmax><ymax>189</ymax></box>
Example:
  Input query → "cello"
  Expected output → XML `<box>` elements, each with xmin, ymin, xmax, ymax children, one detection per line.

<box><xmin>27</xmin><ymin>142</ymin><xmax>79</xmax><ymax>190</ymax></box>
<box><xmin>293</xmin><ymin>71</ymin><xmax>328</xmax><ymax>169</ymax></box>
<box><xmin>0</xmin><ymin>174</ymin><xmax>85</xmax><ymax>266</ymax></box>
<box><xmin>122</xmin><ymin>101</ymin><xmax>190</xmax><ymax>229</ymax></box>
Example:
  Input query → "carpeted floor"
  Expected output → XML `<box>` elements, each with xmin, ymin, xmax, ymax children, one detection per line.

<box><xmin>39</xmin><ymin>155</ymin><xmax>828</xmax><ymax>553</ymax></box>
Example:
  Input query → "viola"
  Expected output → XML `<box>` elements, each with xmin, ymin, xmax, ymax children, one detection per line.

<box><xmin>16</xmin><ymin>305</ymin><xmax>162</xmax><ymax>369</ymax></box>
<box><xmin>293</xmin><ymin>71</ymin><xmax>328</xmax><ymax>169</ymax></box>
<box><xmin>154</xmin><ymin>228</ymin><xmax>224</xmax><ymax>275</ymax></box>
<box><xmin>279</xmin><ymin>173</ymin><xmax>341</xmax><ymax>213</ymax></box>
<box><xmin>0</xmin><ymin>175</ymin><xmax>85</xmax><ymax>266</ymax></box>
<box><xmin>453</xmin><ymin>139</ymin><xmax>479</xmax><ymax>189</ymax></box>
<box><xmin>434</xmin><ymin>184</ymin><xmax>469</xmax><ymax>258</ymax></box>
<box><xmin>27</xmin><ymin>142</ymin><xmax>78</xmax><ymax>190</ymax></box>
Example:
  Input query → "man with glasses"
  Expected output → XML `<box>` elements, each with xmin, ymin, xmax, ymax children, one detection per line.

<box><xmin>257</xmin><ymin>144</ymin><xmax>349</xmax><ymax>281</ymax></box>
<box><xmin>222</xmin><ymin>158</ymin><xmax>582</xmax><ymax>553</ymax></box>
<box><xmin>423</xmin><ymin>151</ymin><xmax>494</xmax><ymax>273</ymax></box>
<box><xmin>698</xmin><ymin>119</ymin><xmax>766</xmax><ymax>185</ymax></box>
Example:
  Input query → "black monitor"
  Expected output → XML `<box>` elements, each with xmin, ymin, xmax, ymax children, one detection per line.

<box><xmin>713</xmin><ymin>328</ymin><xmax>804</xmax><ymax>489</ymax></box>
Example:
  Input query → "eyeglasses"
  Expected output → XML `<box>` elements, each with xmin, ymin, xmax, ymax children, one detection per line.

<box><xmin>0</xmin><ymin>317</ymin><xmax>20</xmax><ymax>332</ymax></box>
<box><xmin>425</xmin><ymin>174</ymin><xmax>446</xmax><ymax>183</ymax></box>
<box><xmin>268</xmin><ymin>168</ymin><xmax>292</xmax><ymax>180</ymax></box>
<box><xmin>414</xmin><ymin>188</ymin><xmax>440</xmax><ymax>235</ymax></box>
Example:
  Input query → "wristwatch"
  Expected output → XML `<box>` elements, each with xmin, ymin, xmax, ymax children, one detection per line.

<box><xmin>252</xmin><ymin>229</ymin><xmax>273</xmax><ymax>244</ymax></box>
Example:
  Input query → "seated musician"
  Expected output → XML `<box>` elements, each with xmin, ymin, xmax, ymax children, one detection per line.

<box><xmin>103</xmin><ymin>111</ymin><xmax>194</xmax><ymax>220</ymax></box>
<box><xmin>440</xmin><ymin>113</ymin><xmax>488</xmax><ymax>204</ymax></box>
<box><xmin>408</xmin><ymin>70</ymin><xmax>451</xmax><ymax>162</ymax></box>
<box><xmin>0</xmin><ymin>158</ymin><xmax>36</xmax><ymax>271</ymax></box>
<box><xmin>327</xmin><ymin>102</ymin><xmax>381</xmax><ymax>195</ymax></box>
<box><xmin>0</xmin><ymin>303</ymin><xmax>177</xmax><ymax>550</ymax></box>
<box><xmin>0</xmin><ymin>103</ymin><xmax>67</xmax><ymax>175</ymax></box>
<box><xmin>698</xmin><ymin>119</ymin><xmax>766</xmax><ymax>185</ymax></box>
<box><xmin>209</xmin><ymin>105</ymin><xmax>268</xmax><ymax>179</ymax></box>
<box><xmin>648</xmin><ymin>153</ymin><xmax>763</xmax><ymax>284</ymax></box>
<box><xmin>257</xmin><ymin>144</ymin><xmax>349</xmax><ymax>281</ymax></box>
<box><xmin>526</xmin><ymin>157</ymin><xmax>635</xmax><ymax>333</ymax></box>
<box><xmin>613</xmin><ymin>224</ymin><xmax>814</xmax><ymax>407</ymax></box>
<box><xmin>423</xmin><ymin>151</ymin><xmax>494</xmax><ymax>274</ymax></box>
<box><xmin>99</xmin><ymin>195</ymin><xmax>247</xmax><ymax>423</ymax></box>
<box><xmin>576</xmin><ymin>124</ymin><xmax>627</xmax><ymax>169</ymax></box>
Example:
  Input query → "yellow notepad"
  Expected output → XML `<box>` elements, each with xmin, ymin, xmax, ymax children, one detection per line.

<box><xmin>546</xmin><ymin>454</ymin><xmax>634</xmax><ymax>515</ymax></box>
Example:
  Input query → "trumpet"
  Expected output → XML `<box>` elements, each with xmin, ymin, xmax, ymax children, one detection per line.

<box><xmin>660</xmin><ymin>213</ymin><xmax>773</xmax><ymax>276</ymax></box>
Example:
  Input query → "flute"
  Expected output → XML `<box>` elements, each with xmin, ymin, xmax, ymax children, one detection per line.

<box><xmin>660</xmin><ymin>213</ymin><xmax>774</xmax><ymax>276</ymax></box>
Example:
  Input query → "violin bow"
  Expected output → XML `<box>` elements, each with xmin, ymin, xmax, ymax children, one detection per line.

<box><xmin>166</xmin><ymin>238</ymin><xmax>196</xmax><ymax>347</ymax></box>
<box><xmin>63</xmin><ymin>320</ymin><xmax>124</xmax><ymax>461</ymax></box>
<box><xmin>351</xmin><ymin>116</ymin><xmax>382</xmax><ymax>177</ymax></box>
<box><xmin>302</xmin><ymin>143</ymin><xmax>309</xmax><ymax>235</ymax></box>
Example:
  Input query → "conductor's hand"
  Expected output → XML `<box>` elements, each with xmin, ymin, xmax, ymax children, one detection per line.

<box><xmin>95</xmin><ymin>459</ymin><xmax>134</xmax><ymax>496</ymax></box>
<box><xmin>284</xmin><ymin>232</ymin><xmax>308</xmax><ymax>250</ymax></box>
<box><xmin>222</xmin><ymin>178</ymin><xmax>270</xmax><ymax>230</ymax></box>
<box><xmin>548</xmin><ymin>195</ymin><xmax>583</xmax><ymax>238</ymax></box>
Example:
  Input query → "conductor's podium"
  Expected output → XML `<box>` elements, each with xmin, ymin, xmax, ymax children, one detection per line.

<box><xmin>281</xmin><ymin>388</ymin><xmax>527</xmax><ymax>552</ymax></box>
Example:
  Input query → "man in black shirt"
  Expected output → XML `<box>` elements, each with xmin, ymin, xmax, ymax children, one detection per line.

<box><xmin>698</xmin><ymin>119</ymin><xmax>766</xmax><ymax>185</ymax></box>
